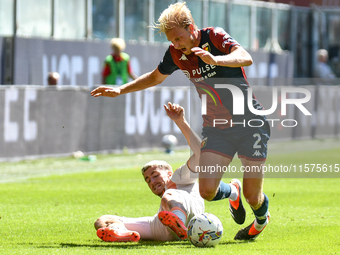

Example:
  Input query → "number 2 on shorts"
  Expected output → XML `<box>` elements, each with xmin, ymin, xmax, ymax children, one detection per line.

<box><xmin>253</xmin><ymin>133</ymin><xmax>261</xmax><ymax>149</ymax></box>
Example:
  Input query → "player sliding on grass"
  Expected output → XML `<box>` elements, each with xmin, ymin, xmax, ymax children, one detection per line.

<box><xmin>91</xmin><ymin>2</ymin><xmax>270</xmax><ymax>240</ymax></box>
<box><xmin>95</xmin><ymin>102</ymin><xmax>205</xmax><ymax>242</ymax></box>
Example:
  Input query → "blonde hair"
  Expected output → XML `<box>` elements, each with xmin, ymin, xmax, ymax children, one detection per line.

<box><xmin>110</xmin><ymin>38</ymin><xmax>126</xmax><ymax>51</ymax></box>
<box><xmin>141</xmin><ymin>160</ymin><xmax>172</xmax><ymax>175</ymax></box>
<box><xmin>152</xmin><ymin>2</ymin><xmax>196</xmax><ymax>33</ymax></box>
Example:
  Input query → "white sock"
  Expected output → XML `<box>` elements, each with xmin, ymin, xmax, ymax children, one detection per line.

<box><xmin>171</xmin><ymin>208</ymin><xmax>187</xmax><ymax>224</ymax></box>
<box><xmin>229</xmin><ymin>183</ymin><xmax>238</xmax><ymax>201</ymax></box>
<box><xmin>254</xmin><ymin>217</ymin><xmax>269</xmax><ymax>231</ymax></box>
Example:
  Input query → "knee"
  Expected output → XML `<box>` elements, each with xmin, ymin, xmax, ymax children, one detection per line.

<box><xmin>161</xmin><ymin>191</ymin><xmax>185</xmax><ymax>211</ymax></box>
<box><xmin>243</xmin><ymin>191</ymin><xmax>263</xmax><ymax>209</ymax></box>
<box><xmin>161</xmin><ymin>192</ymin><xmax>176</xmax><ymax>210</ymax></box>
<box><xmin>161</xmin><ymin>193</ymin><xmax>170</xmax><ymax>208</ymax></box>
<box><xmin>162</xmin><ymin>192</ymin><xmax>172</xmax><ymax>202</ymax></box>
<box><xmin>199</xmin><ymin>187</ymin><xmax>216</xmax><ymax>201</ymax></box>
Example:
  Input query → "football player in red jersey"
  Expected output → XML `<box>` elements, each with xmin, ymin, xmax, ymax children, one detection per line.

<box><xmin>91</xmin><ymin>2</ymin><xmax>270</xmax><ymax>240</ymax></box>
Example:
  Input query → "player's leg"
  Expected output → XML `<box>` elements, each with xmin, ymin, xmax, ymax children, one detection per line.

<box><xmin>234</xmin><ymin>159</ymin><xmax>270</xmax><ymax>240</ymax></box>
<box><xmin>160</xmin><ymin>191</ymin><xmax>188</xmax><ymax>224</ymax></box>
<box><xmin>118</xmin><ymin>214</ymin><xmax>177</xmax><ymax>241</ymax></box>
<box><xmin>158</xmin><ymin>190</ymin><xmax>190</xmax><ymax>240</ymax></box>
<box><xmin>199</xmin><ymin>127</ymin><xmax>238</xmax><ymax>201</ymax></box>
<box><xmin>158</xmin><ymin>189</ymin><xmax>205</xmax><ymax>240</ymax></box>
<box><xmin>198</xmin><ymin>152</ymin><xmax>229</xmax><ymax>201</ymax></box>
<box><xmin>234</xmin><ymin>122</ymin><xmax>270</xmax><ymax>240</ymax></box>
<box><xmin>198</xmin><ymin>152</ymin><xmax>246</xmax><ymax>224</ymax></box>
<box><xmin>95</xmin><ymin>215</ymin><xmax>140</xmax><ymax>242</ymax></box>
<box><xmin>121</xmin><ymin>216</ymin><xmax>155</xmax><ymax>240</ymax></box>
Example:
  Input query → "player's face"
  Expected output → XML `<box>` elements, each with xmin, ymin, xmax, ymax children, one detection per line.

<box><xmin>143</xmin><ymin>166</ymin><xmax>172</xmax><ymax>197</ymax></box>
<box><xmin>166</xmin><ymin>25</ymin><xmax>197</xmax><ymax>55</ymax></box>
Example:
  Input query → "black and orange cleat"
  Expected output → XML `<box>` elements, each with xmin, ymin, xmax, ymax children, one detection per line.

<box><xmin>158</xmin><ymin>211</ymin><xmax>188</xmax><ymax>240</ymax></box>
<box><xmin>229</xmin><ymin>179</ymin><xmax>246</xmax><ymax>225</ymax></box>
<box><xmin>234</xmin><ymin>213</ymin><xmax>270</xmax><ymax>241</ymax></box>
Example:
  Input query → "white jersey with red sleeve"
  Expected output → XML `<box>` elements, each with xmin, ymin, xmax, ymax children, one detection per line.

<box><xmin>165</xmin><ymin>163</ymin><xmax>200</xmax><ymax>196</ymax></box>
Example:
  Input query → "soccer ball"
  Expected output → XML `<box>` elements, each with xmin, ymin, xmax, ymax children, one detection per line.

<box><xmin>187</xmin><ymin>213</ymin><xmax>223</xmax><ymax>247</ymax></box>
<box><xmin>161</xmin><ymin>134</ymin><xmax>178</xmax><ymax>153</ymax></box>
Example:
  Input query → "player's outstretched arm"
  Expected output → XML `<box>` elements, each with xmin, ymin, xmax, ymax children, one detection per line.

<box><xmin>164</xmin><ymin>102</ymin><xmax>201</xmax><ymax>171</ymax></box>
<box><xmin>91</xmin><ymin>68</ymin><xmax>168</xmax><ymax>98</ymax></box>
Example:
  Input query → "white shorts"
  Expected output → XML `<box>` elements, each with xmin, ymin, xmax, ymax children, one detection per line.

<box><xmin>122</xmin><ymin>189</ymin><xmax>204</xmax><ymax>241</ymax></box>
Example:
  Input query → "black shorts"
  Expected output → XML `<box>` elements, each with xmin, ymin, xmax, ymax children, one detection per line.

<box><xmin>200</xmin><ymin>121</ymin><xmax>270</xmax><ymax>161</ymax></box>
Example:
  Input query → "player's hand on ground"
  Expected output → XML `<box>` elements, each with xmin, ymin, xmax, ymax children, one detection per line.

<box><xmin>164</xmin><ymin>102</ymin><xmax>184</xmax><ymax>122</ymax></box>
<box><xmin>90</xmin><ymin>86</ymin><xmax>121</xmax><ymax>97</ymax></box>
<box><xmin>191</xmin><ymin>47</ymin><xmax>217</xmax><ymax>65</ymax></box>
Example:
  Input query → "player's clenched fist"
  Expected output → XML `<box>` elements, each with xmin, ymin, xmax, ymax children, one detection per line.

<box><xmin>191</xmin><ymin>47</ymin><xmax>217</xmax><ymax>65</ymax></box>
<box><xmin>90</xmin><ymin>86</ymin><xmax>121</xmax><ymax>97</ymax></box>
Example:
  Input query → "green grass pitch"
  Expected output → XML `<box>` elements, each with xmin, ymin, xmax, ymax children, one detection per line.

<box><xmin>0</xmin><ymin>139</ymin><xmax>340</xmax><ymax>254</ymax></box>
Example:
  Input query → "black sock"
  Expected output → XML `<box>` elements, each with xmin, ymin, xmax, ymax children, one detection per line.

<box><xmin>212</xmin><ymin>181</ymin><xmax>231</xmax><ymax>201</ymax></box>
<box><xmin>252</xmin><ymin>193</ymin><xmax>269</xmax><ymax>224</ymax></box>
